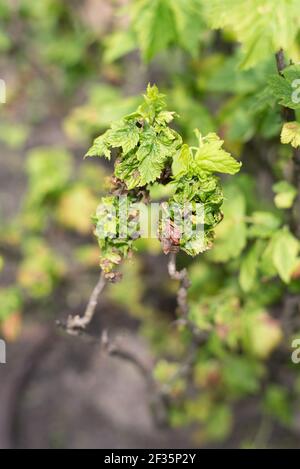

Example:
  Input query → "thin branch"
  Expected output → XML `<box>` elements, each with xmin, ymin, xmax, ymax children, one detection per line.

<box><xmin>168</xmin><ymin>252</ymin><xmax>190</xmax><ymax>318</ymax></box>
<box><xmin>275</xmin><ymin>48</ymin><xmax>286</xmax><ymax>74</ymax></box>
<box><xmin>275</xmin><ymin>49</ymin><xmax>300</xmax><ymax>237</ymax></box>
<box><xmin>100</xmin><ymin>331</ymin><xmax>168</xmax><ymax>426</ymax></box>
<box><xmin>58</xmin><ymin>321</ymin><xmax>169</xmax><ymax>425</ymax></box>
<box><xmin>275</xmin><ymin>49</ymin><xmax>297</xmax><ymax>122</ymax></box>
<box><xmin>167</xmin><ymin>252</ymin><xmax>207</xmax><ymax>347</ymax></box>
<box><xmin>64</xmin><ymin>271</ymin><xmax>106</xmax><ymax>335</ymax></box>
<box><xmin>159</xmin><ymin>343</ymin><xmax>198</xmax><ymax>395</ymax></box>
<box><xmin>101</xmin><ymin>330</ymin><xmax>152</xmax><ymax>381</ymax></box>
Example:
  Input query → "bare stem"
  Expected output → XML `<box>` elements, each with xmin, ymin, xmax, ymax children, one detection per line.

<box><xmin>168</xmin><ymin>252</ymin><xmax>208</xmax><ymax>347</ymax></box>
<box><xmin>168</xmin><ymin>252</ymin><xmax>190</xmax><ymax>318</ymax></box>
<box><xmin>101</xmin><ymin>330</ymin><xmax>152</xmax><ymax>381</ymax></box>
<box><xmin>101</xmin><ymin>331</ymin><xmax>168</xmax><ymax>426</ymax></box>
<box><xmin>275</xmin><ymin>49</ymin><xmax>300</xmax><ymax>237</ymax></box>
<box><xmin>275</xmin><ymin>49</ymin><xmax>286</xmax><ymax>75</ymax></box>
<box><xmin>275</xmin><ymin>49</ymin><xmax>296</xmax><ymax>122</ymax></box>
<box><xmin>65</xmin><ymin>271</ymin><xmax>106</xmax><ymax>335</ymax></box>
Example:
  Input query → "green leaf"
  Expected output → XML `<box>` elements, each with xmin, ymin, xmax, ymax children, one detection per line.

<box><xmin>107</xmin><ymin>120</ymin><xmax>140</xmax><ymax>155</ymax></box>
<box><xmin>103</xmin><ymin>30</ymin><xmax>137</xmax><ymax>63</ymax></box>
<box><xmin>244</xmin><ymin>311</ymin><xmax>283</xmax><ymax>358</ymax></box>
<box><xmin>172</xmin><ymin>144</ymin><xmax>191</xmax><ymax>177</ymax></box>
<box><xmin>239</xmin><ymin>241</ymin><xmax>264</xmax><ymax>292</ymax></box>
<box><xmin>168</xmin><ymin>0</ymin><xmax>204</xmax><ymax>57</ymax></box>
<box><xmin>223</xmin><ymin>356</ymin><xmax>263</xmax><ymax>396</ymax></box>
<box><xmin>204</xmin><ymin>0</ymin><xmax>300</xmax><ymax>69</ymax></box>
<box><xmin>281</xmin><ymin>121</ymin><xmax>300</xmax><ymax>148</ymax></box>
<box><xmin>263</xmin><ymin>385</ymin><xmax>292</xmax><ymax>425</ymax></box>
<box><xmin>114</xmin><ymin>153</ymin><xmax>141</xmax><ymax>190</ymax></box>
<box><xmin>269</xmin><ymin>65</ymin><xmax>300</xmax><ymax>110</ymax></box>
<box><xmin>205</xmin><ymin>404</ymin><xmax>233</xmax><ymax>441</ymax></box>
<box><xmin>210</xmin><ymin>185</ymin><xmax>247</xmax><ymax>262</ymax></box>
<box><xmin>87</xmin><ymin>85</ymin><xmax>182</xmax><ymax>188</ymax></box>
<box><xmin>86</xmin><ymin>120</ymin><xmax>140</xmax><ymax>158</ymax></box>
<box><xmin>25</xmin><ymin>147</ymin><xmax>73</xmax><ymax>206</ymax></box>
<box><xmin>139</xmin><ymin>84</ymin><xmax>168</xmax><ymax>122</ymax></box>
<box><xmin>248</xmin><ymin>211</ymin><xmax>281</xmax><ymax>238</ymax></box>
<box><xmin>272</xmin><ymin>227</ymin><xmax>299</xmax><ymax>283</ymax></box>
<box><xmin>85</xmin><ymin>134</ymin><xmax>111</xmax><ymax>159</ymax></box>
<box><xmin>273</xmin><ymin>180</ymin><xmax>297</xmax><ymax>209</ymax></box>
<box><xmin>18</xmin><ymin>238</ymin><xmax>66</xmax><ymax>299</ymax></box>
<box><xmin>65</xmin><ymin>85</ymin><xmax>142</xmax><ymax>144</ymax></box>
<box><xmin>131</xmin><ymin>0</ymin><xmax>176</xmax><ymax>61</ymax></box>
<box><xmin>0</xmin><ymin>287</ymin><xmax>22</xmax><ymax>321</ymax></box>
<box><xmin>0</xmin><ymin>122</ymin><xmax>29</xmax><ymax>149</ymax></box>
<box><xmin>137</xmin><ymin>128</ymin><xmax>179</xmax><ymax>185</ymax></box>
<box><xmin>130</xmin><ymin>0</ymin><xmax>204</xmax><ymax>61</ymax></box>
<box><xmin>169</xmin><ymin>84</ymin><xmax>215</xmax><ymax>141</ymax></box>
<box><xmin>195</xmin><ymin>133</ymin><xmax>241</xmax><ymax>175</ymax></box>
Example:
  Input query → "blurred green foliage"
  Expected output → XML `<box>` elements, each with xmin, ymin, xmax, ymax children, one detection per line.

<box><xmin>1</xmin><ymin>0</ymin><xmax>300</xmax><ymax>447</ymax></box>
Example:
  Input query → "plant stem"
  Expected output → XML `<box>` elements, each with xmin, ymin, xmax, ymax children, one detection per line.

<box><xmin>100</xmin><ymin>330</ymin><xmax>168</xmax><ymax>426</ymax></box>
<box><xmin>275</xmin><ymin>49</ymin><xmax>300</xmax><ymax>237</ymax></box>
<box><xmin>65</xmin><ymin>271</ymin><xmax>106</xmax><ymax>334</ymax></box>
<box><xmin>168</xmin><ymin>252</ymin><xmax>190</xmax><ymax>318</ymax></box>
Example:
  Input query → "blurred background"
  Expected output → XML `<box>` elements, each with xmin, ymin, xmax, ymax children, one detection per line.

<box><xmin>0</xmin><ymin>0</ymin><xmax>300</xmax><ymax>449</ymax></box>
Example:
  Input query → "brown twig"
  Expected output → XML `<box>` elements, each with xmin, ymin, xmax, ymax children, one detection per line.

<box><xmin>101</xmin><ymin>330</ymin><xmax>153</xmax><ymax>380</ymax></box>
<box><xmin>64</xmin><ymin>271</ymin><xmax>106</xmax><ymax>335</ymax></box>
<box><xmin>100</xmin><ymin>330</ymin><xmax>168</xmax><ymax>426</ymax></box>
<box><xmin>168</xmin><ymin>252</ymin><xmax>191</xmax><ymax>318</ymax></box>
<box><xmin>275</xmin><ymin>49</ymin><xmax>298</xmax><ymax>123</ymax></box>
<box><xmin>167</xmin><ymin>252</ymin><xmax>207</xmax><ymax>346</ymax></box>
<box><xmin>274</xmin><ymin>51</ymin><xmax>300</xmax><ymax>391</ymax></box>
<box><xmin>57</xmin><ymin>262</ymin><xmax>169</xmax><ymax>421</ymax></box>
<box><xmin>275</xmin><ymin>49</ymin><xmax>300</xmax><ymax>237</ymax></box>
